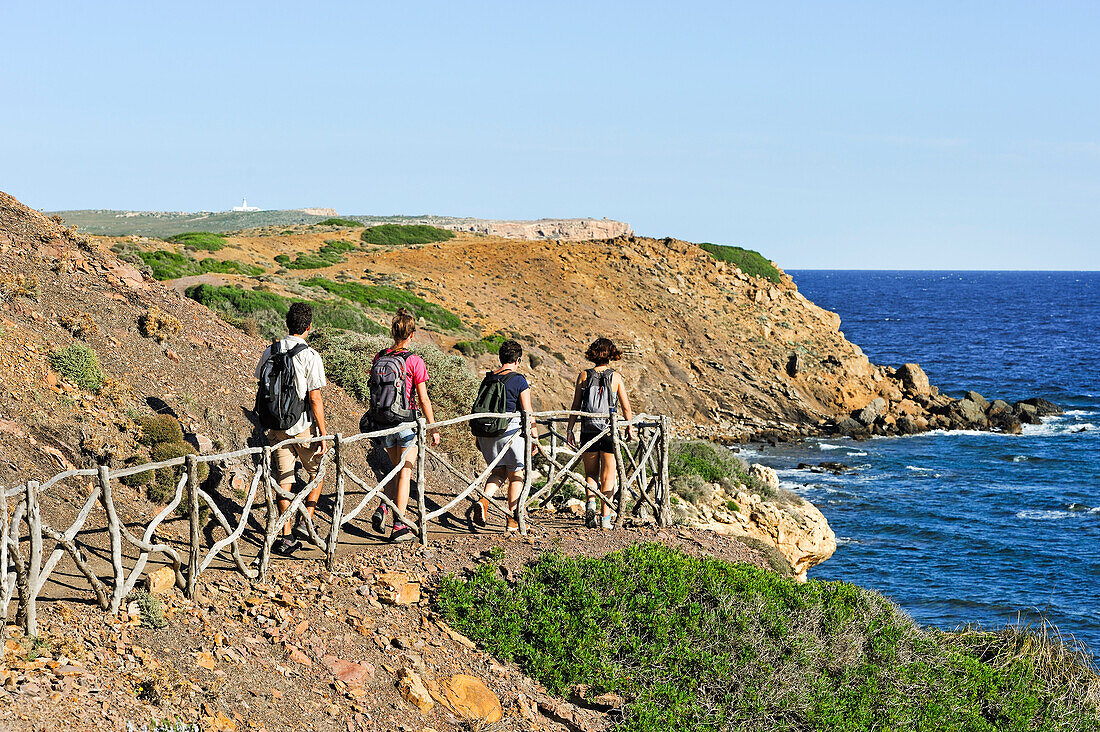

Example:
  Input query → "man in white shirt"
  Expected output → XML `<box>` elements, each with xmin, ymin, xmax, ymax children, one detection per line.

<box><xmin>254</xmin><ymin>302</ymin><xmax>328</xmax><ymax>555</ymax></box>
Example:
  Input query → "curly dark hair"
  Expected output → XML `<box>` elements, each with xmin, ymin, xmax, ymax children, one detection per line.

<box><xmin>585</xmin><ymin>337</ymin><xmax>622</xmax><ymax>364</ymax></box>
<box><xmin>498</xmin><ymin>339</ymin><xmax>523</xmax><ymax>365</ymax></box>
<box><xmin>286</xmin><ymin>302</ymin><xmax>313</xmax><ymax>335</ymax></box>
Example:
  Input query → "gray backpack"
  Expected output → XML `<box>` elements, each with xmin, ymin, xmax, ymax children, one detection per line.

<box><xmin>580</xmin><ymin>368</ymin><xmax>617</xmax><ymax>430</ymax></box>
<box><xmin>364</xmin><ymin>349</ymin><xmax>417</xmax><ymax>429</ymax></box>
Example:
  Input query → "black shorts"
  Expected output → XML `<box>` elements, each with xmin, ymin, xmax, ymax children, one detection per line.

<box><xmin>580</xmin><ymin>429</ymin><xmax>615</xmax><ymax>454</ymax></box>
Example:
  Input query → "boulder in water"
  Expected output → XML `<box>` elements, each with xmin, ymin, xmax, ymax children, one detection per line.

<box><xmin>965</xmin><ymin>391</ymin><xmax>990</xmax><ymax>411</ymax></box>
<box><xmin>896</xmin><ymin>363</ymin><xmax>931</xmax><ymax>396</ymax></box>
<box><xmin>1020</xmin><ymin>397</ymin><xmax>1063</xmax><ymax>416</ymax></box>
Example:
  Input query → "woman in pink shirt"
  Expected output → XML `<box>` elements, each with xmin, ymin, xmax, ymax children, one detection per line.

<box><xmin>370</xmin><ymin>308</ymin><xmax>441</xmax><ymax>542</ymax></box>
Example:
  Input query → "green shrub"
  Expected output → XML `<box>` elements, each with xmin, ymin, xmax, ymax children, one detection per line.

<box><xmin>48</xmin><ymin>343</ymin><xmax>104</xmax><ymax>391</ymax></box>
<box><xmin>148</xmin><ymin>440</ymin><xmax>208</xmax><ymax>503</ymax></box>
<box><xmin>166</xmin><ymin>232</ymin><xmax>227</xmax><ymax>252</ymax></box>
<box><xmin>669</xmin><ymin>440</ymin><xmax>752</xmax><ymax>486</ymax></box>
<box><xmin>273</xmin><ymin>241</ymin><xmax>353</xmax><ymax>269</ymax></box>
<box><xmin>128</xmin><ymin>588</ymin><xmax>167</xmax><ymax>629</ymax></box>
<box><xmin>361</xmin><ymin>224</ymin><xmax>455</xmax><ymax>246</ymax></box>
<box><xmin>136</xmin><ymin>414</ymin><xmax>184</xmax><ymax>446</ymax></box>
<box><xmin>138</xmin><ymin>250</ymin><xmax>265</xmax><ymax>280</ymax></box>
<box><xmin>437</xmin><ymin>544</ymin><xmax>1100</xmax><ymax>732</ymax></box>
<box><xmin>118</xmin><ymin>456</ymin><xmax>154</xmax><ymax>488</ymax></box>
<box><xmin>302</xmin><ymin>277</ymin><xmax>462</xmax><ymax>331</ymax></box>
<box><xmin>186</xmin><ymin>284</ymin><xmax>289</xmax><ymax>316</ymax></box>
<box><xmin>733</xmin><ymin>535</ymin><xmax>795</xmax><ymax>577</ymax></box>
<box><xmin>317</xmin><ymin>218</ymin><xmax>364</xmax><ymax>228</ymax></box>
<box><xmin>454</xmin><ymin>334</ymin><xmax>506</xmax><ymax>357</ymax></box>
<box><xmin>699</xmin><ymin>243</ymin><xmax>781</xmax><ymax>283</ymax></box>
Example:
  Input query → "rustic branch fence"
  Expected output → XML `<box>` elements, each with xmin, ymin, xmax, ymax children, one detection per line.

<box><xmin>0</xmin><ymin>411</ymin><xmax>670</xmax><ymax>635</ymax></box>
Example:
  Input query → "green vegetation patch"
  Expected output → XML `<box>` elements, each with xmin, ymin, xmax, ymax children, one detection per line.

<box><xmin>48</xmin><ymin>343</ymin><xmax>104</xmax><ymax>391</ymax></box>
<box><xmin>302</xmin><ymin>277</ymin><xmax>462</xmax><ymax>331</ymax></box>
<box><xmin>668</xmin><ymin>439</ymin><xmax>786</xmax><ymax>501</ymax></box>
<box><xmin>166</xmin><ymin>232</ymin><xmax>227</xmax><ymax>252</ymax></box>
<box><xmin>453</xmin><ymin>334</ymin><xmax>507</xmax><ymax>357</ymax></box>
<box><xmin>185</xmin><ymin>283</ymin><xmax>386</xmax><ymax>341</ymax></box>
<box><xmin>273</xmin><ymin>240</ymin><xmax>359</xmax><ymax>269</ymax></box>
<box><xmin>437</xmin><ymin>543</ymin><xmax>1100</xmax><ymax>732</ymax></box>
<box><xmin>699</xmin><ymin>243</ymin><xmax>781</xmax><ymax>283</ymax></box>
<box><xmin>361</xmin><ymin>223</ymin><xmax>455</xmax><ymax>246</ymax></box>
<box><xmin>138</xmin><ymin>250</ymin><xmax>265</xmax><ymax>280</ymax></box>
<box><xmin>317</xmin><ymin>217</ymin><xmax>364</xmax><ymax>228</ymax></box>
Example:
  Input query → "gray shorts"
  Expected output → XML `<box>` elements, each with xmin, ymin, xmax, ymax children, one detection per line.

<box><xmin>477</xmin><ymin>430</ymin><xmax>525</xmax><ymax>471</ymax></box>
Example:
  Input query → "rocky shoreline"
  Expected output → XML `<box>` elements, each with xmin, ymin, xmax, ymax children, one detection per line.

<box><xmin>822</xmin><ymin>362</ymin><xmax>1064</xmax><ymax>438</ymax></box>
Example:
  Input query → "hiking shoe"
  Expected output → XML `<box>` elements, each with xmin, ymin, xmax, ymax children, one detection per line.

<box><xmin>600</xmin><ymin>515</ymin><xmax>614</xmax><ymax>530</ymax></box>
<box><xmin>272</xmin><ymin>537</ymin><xmax>302</xmax><ymax>556</ymax></box>
<box><xmin>371</xmin><ymin>505</ymin><xmax>389</xmax><ymax>534</ymax></box>
<box><xmin>505</xmin><ymin>517</ymin><xmax>520</xmax><ymax>534</ymax></box>
<box><xmin>584</xmin><ymin>501</ymin><xmax>598</xmax><ymax>529</ymax></box>
<box><xmin>389</xmin><ymin>523</ymin><xmax>416</xmax><ymax>543</ymax></box>
<box><xmin>472</xmin><ymin>497</ymin><xmax>489</xmax><ymax>527</ymax></box>
<box><xmin>292</xmin><ymin>520</ymin><xmax>313</xmax><ymax>543</ymax></box>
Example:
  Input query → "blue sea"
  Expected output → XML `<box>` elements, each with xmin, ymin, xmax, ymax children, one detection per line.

<box><xmin>747</xmin><ymin>271</ymin><xmax>1100</xmax><ymax>655</ymax></box>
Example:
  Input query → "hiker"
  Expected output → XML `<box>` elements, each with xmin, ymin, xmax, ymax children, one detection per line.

<box><xmin>254</xmin><ymin>302</ymin><xmax>328</xmax><ymax>556</ymax></box>
<box><xmin>364</xmin><ymin>308</ymin><xmax>441</xmax><ymax>542</ymax></box>
<box><xmin>566</xmin><ymin>337</ymin><xmax>634</xmax><ymax>529</ymax></box>
<box><xmin>469</xmin><ymin>339</ymin><xmax>538</xmax><ymax>534</ymax></box>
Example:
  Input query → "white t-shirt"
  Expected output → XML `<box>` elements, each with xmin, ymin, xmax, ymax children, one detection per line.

<box><xmin>255</xmin><ymin>335</ymin><xmax>327</xmax><ymax>436</ymax></box>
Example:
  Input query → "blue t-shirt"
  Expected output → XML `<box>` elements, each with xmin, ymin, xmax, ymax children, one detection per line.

<box><xmin>499</xmin><ymin>372</ymin><xmax>529</xmax><ymax>412</ymax></box>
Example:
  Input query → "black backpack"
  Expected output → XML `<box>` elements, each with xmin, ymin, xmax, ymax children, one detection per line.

<box><xmin>470</xmin><ymin>371</ymin><xmax>522</xmax><ymax>438</ymax></box>
<box><xmin>580</xmin><ymin>368</ymin><xmax>617</xmax><ymax>430</ymax></box>
<box><xmin>364</xmin><ymin>349</ymin><xmax>417</xmax><ymax>430</ymax></box>
<box><xmin>256</xmin><ymin>342</ymin><xmax>310</xmax><ymax>431</ymax></box>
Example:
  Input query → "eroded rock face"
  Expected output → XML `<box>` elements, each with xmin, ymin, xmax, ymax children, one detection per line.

<box><xmin>672</xmin><ymin>464</ymin><xmax>837</xmax><ymax>582</ymax></box>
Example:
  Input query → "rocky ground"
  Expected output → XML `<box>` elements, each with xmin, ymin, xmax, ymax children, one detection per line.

<box><xmin>0</xmin><ymin>519</ymin><xmax>767</xmax><ymax>732</ymax></box>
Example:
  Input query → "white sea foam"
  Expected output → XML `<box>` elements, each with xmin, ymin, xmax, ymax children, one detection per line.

<box><xmin>907</xmin><ymin>466</ymin><xmax>934</xmax><ymax>472</ymax></box>
<box><xmin>1016</xmin><ymin>509</ymin><xmax>1074</xmax><ymax>521</ymax></box>
<box><xmin>846</xmin><ymin>450</ymin><xmax>868</xmax><ymax>457</ymax></box>
<box><xmin>818</xmin><ymin>443</ymin><xmax>844</xmax><ymax>451</ymax></box>
<box><xmin>1012</xmin><ymin>455</ymin><xmax>1030</xmax><ymax>462</ymax></box>
<box><xmin>836</xmin><ymin>536</ymin><xmax>862</xmax><ymax>545</ymax></box>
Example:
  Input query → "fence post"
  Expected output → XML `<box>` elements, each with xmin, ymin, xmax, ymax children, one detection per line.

<box><xmin>415</xmin><ymin>418</ymin><xmax>428</xmax><ymax>545</ymax></box>
<box><xmin>547</xmin><ymin>420</ymin><xmax>558</xmax><ymax>491</ymax></box>
<box><xmin>186</xmin><ymin>454</ymin><xmax>200</xmax><ymax>599</ymax></box>
<box><xmin>518</xmin><ymin>411</ymin><xmax>532</xmax><ymax>535</ymax></box>
<box><xmin>23</xmin><ymin>481</ymin><xmax>40</xmax><ymax>636</ymax></box>
<box><xmin>97</xmin><ymin>465</ymin><xmax>127</xmax><ymax>613</ymax></box>
<box><xmin>609</xmin><ymin>414</ymin><xmax>630</xmax><ymax>529</ymax></box>
<box><xmin>258</xmin><ymin>446</ymin><xmax>274</xmax><ymax>582</ymax></box>
<box><xmin>658</xmin><ymin>415</ymin><xmax>672</xmax><ymax>526</ymax></box>
<box><xmin>326</xmin><ymin>434</ymin><xmax>345</xmax><ymax>570</ymax></box>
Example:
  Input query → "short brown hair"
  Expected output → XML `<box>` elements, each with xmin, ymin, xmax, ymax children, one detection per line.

<box><xmin>498</xmin><ymin>339</ymin><xmax>522</xmax><ymax>365</ymax></box>
<box><xmin>585</xmin><ymin>337</ymin><xmax>622</xmax><ymax>364</ymax></box>
<box><xmin>286</xmin><ymin>302</ymin><xmax>313</xmax><ymax>335</ymax></box>
<box><xmin>391</xmin><ymin>308</ymin><xmax>415</xmax><ymax>342</ymax></box>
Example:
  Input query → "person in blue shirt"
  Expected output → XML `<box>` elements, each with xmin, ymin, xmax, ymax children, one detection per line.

<box><xmin>472</xmin><ymin>339</ymin><xmax>538</xmax><ymax>533</ymax></box>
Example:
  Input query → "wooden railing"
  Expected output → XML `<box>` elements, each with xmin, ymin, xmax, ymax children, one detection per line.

<box><xmin>0</xmin><ymin>411</ymin><xmax>670</xmax><ymax>635</ymax></box>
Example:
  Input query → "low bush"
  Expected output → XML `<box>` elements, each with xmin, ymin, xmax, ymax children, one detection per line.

<box><xmin>127</xmin><ymin>588</ymin><xmax>167</xmax><ymax>629</ymax></box>
<box><xmin>453</xmin><ymin>334</ymin><xmax>506</xmax><ymax>357</ymax></box>
<box><xmin>274</xmin><ymin>240</ymin><xmax>356</xmax><ymax>269</ymax></box>
<box><xmin>48</xmin><ymin>343</ymin><xmax>104</xmax><ymax>391</ymax></box>
<box><xmin>302</xmin><ymin>277</ymin><xmax>462</xmax><ymax>331</ymax></box>
<box><xmin>317</xmin><ymin>218</ymin><xmax>363</xmax><ymax>228</ymax></box>
<box><xmin>669</xmin><ymin>439</ymin><xmax>759</xmax><ymax>487</ymax></box>
<box><xmin>361</xmin><ymin>224</ymin><xmax>455</xmax><ymax>246</ymax></box>
<box><xmin>436</xmin><ymin>543</ymin><xmax>1100</xmax><ymax>732</ymax></box>
<box><xmin>185</xmin><ymin>283</ymin><xmax>287</xmax><ymax>316</ymax></box>
<box><xmin>699</xmin><ymin>243</ymin><xmax>781</xmax><ymax>283</ymax></box>
<box><xmin>138</xmin><ymin>250</ymin><xmax>265</xmax><ymax>280</ymax></box>
<box><xmin>136</xmin><ymin>414</ymin><xmax>184</xmax><ymax>446</ymax></box>
<box><xmin>166</xmin><ymin>232</ymin><xmax>227</xmax><ymax>252</ymax></box>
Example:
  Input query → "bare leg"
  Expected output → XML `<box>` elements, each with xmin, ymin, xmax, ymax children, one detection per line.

<box><xmin>385</xmin><ymin>444</ymin><xmax>418</xmax><ymax>518</ymax></box>
<box><xmin>277</xmin><ymin>482</ymin><xmax>294</xmax><ymax>535</ymax></box>
<box><xmin>506</xmin><ymin>469</ymin><xmax>523</xmax><ymax>513</ymax></box>
<box><xmin>599</xmin><ymin>451</ymin><xmax>616</xmax><ymax>517</ymax></box>
<box><xmin>581</xmin><ymin>452</ymin><xmax>601</xmax><ymax>503</ymax></box>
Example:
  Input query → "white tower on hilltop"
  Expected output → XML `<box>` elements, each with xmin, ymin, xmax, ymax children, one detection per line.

<box><xmin>232</xmin><ymin>196</ymin><xmax>260</xmax><ymax>212</ymax></box>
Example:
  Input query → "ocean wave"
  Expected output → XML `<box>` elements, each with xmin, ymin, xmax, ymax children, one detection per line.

<box><xmin>1021</xmin><ymin>422</ymin><xmax>1096</xmax><ymax>437</ymax></box>
<box><xmin>836</xmin><ymin>536</ymin><xmax>862</xmax><ymax>545</ymax></box>
<box><xmin>818</xmin><ymin>443</ymin><xmax>844</xmax><ymax>451</ymax></box>
<box><xmin>907</xmin><ymin>466</ymin><xmax>935</xmax><ymax>472</ymax></box>
<box><xmin>1016</xmin><ymin>509</ymin><xmax>1075</xmax><ymax>521</ymax></box>
<box><xmin>846</xmin><ymin>450</ymin><xmax>868</xmax><ymax>457</ymax></box>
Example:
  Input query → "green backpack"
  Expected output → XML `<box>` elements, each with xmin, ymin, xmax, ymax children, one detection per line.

<box><xmin>470</xmin><ymin>371</ymin><xmax>521</xmax><ymax>437</ymax></box>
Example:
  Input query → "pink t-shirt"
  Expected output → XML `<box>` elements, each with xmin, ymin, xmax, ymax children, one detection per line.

<box><xmin>374</xmin><ymin>348</ymin><xmax>428</xmax><ymax>410</ymax></box>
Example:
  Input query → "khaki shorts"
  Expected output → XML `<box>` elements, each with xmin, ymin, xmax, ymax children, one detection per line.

<box><xmin>268</xmin><ymin>427</ymin><xmax>324</xmax><ymax>486</ymax></box>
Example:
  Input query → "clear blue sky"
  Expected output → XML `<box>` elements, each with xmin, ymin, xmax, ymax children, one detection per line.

<box><xmin>2</xmin><ymin>1</ymin><xmax>1098</xmax><ymax>269</ymax></box>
